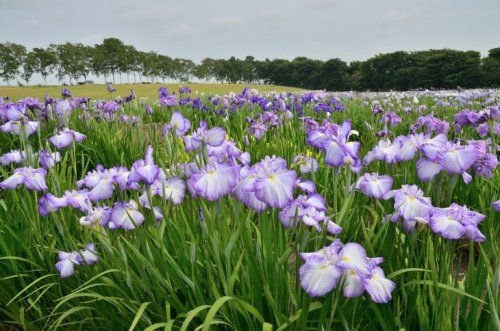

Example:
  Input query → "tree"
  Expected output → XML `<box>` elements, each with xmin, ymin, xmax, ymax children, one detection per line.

<box><xmin>52</xmin><ymin>43</ymin><xmax>91</xmax><ymax>84</ymax></box>
<box><xmin>172</xmin><ymin>58</ymin><xmax>195</xmax><ymax>82</ymax></box>
<box><xmin>95</xmin><ymin>38</ymin><xmax>127</xmax><ymax>83</ymax></box>
<box><xmin>22</xmin><ymin>51</ymin><xmax>37</xmax><ymax>85</ymax></box>
<box><xmin>319</xmin><ymin>58</ymin><xmax>349</xmax><ymax>91</ymax></box>
<box><xmin>483</xmin><ymin>47</ymin><xmax>500</xmax><ymax>87</ymax></box>
<box><xmin>0</xmin><ymin>42</ymin><xmax>26</xmax><ymax>85</ymax></box>
<box><xmin>30</xmin><ymin>47</ymin><xmax>58</xmax><ymax>85</ymax></box>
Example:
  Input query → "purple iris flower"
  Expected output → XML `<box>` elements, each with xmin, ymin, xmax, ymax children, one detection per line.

<box><xmin>364</xmin><ymin>139</ymin><xmax>400</xmax><ymax>165</ymax></box>
<box><xmin>0</xmin><ymin>167</ymin><xmax>47</xmax><ymax>191</ymax></box>
<box><xmin>49</xmin><ymin>128</ymin><xmax>86</xmax><ymax>149</ymax></box>
<box><xmin>108</xmin><ymin>200</ymin><xmax>145</xmax><ymax>230</ymax></box>
<box><xmin>299</xmin><ymin>241</ymin><xmax>343</xmax><ymax>297</ymax></box>
<box><xmin>64</xmin><ymin>190</ymin><xmax>91</xmax><ymax>212</ymax></box>
<box><xmin>371</xmin><ymin>103</ymin><xmax>384</xmax><ymax>115</ymax></box>
<box><xmin>55</xmin><ymin>250</ymin><xmax>81</xmax><ymax>278</ymax></box>
<box><xmin>247</xmin><ymin>121</ymin><xmax>268</xmax><ymax>140</ymax></box>
<box><xmin>163</xmin><ymin>111</ymin><xmax>191</xmax><ymax>137</ymax></box>
<box><xmin>53</xmin><ymin>99</ymin><xmax>72</xmax><ymax>117</ymax></box>
<box><xmin>468</xmin><ymin>140</ymin><xmax>498</xmax><ymax>179</ymax></box>
<box><xmin>179</xmin><ymin>86</ymin><xmax>191</xmax><ymax>94</ymax></box>
<box><xmin>279</xmin><ymin>193</ymin><xmax>341</xmax><ymax>234</ymax></box>
<box><xmin>38</xmin><ymin>150</ymin><xmax>61</xmax><ymax>169</ymax></box>
<box><xmin>79</xmin><ymin>206</ymin><xmax>111</xmax><ymax>227</ymax></box>
<box><xmin>295</xmin><ymin>178</ymin><xmax>316</xmax><ymax>193</ymax></box>
<box><xmin>355</xmin><ymin>173</ymin><xmax>393</xmax><ymax>199</ymax></box>
<box><xmin>411</xmin><ymin>115</ymin><xmax>450</xmax><ymax>135</ymax></box>
<box><xmin>299</xmin><ymin>241</ymin><xmax>395</xmax><ymax>302</ymax></box>
<box><xmin>158</xmin><ymin>87</ymin><xmax>168</xmax><ymax>98</ymax></box>
<box><xmin>145</xmin><ymin>104</ymin><xmax>153</xmax><ymax>115</ymax></box>
<box><xmin>159</xmin><ymin>92</ymin><xmax>178</xmax><ymax>107</ymax></box>
<box><xmin>308</xmin><ymin>120</ymin><xmax>361</xmax><ymax>172</ymax></box>
<box><xmin>438</xmin><ymin>142</ymin><xmax>477</xmax><ymax>183</ymax></box>
<box><xmin>79</xmin><ymin>243</ymin><xmax>99</xmax><ymax>265</ymax></box>
<box><xmin>2</xmin><ymin>103</ymin><xmax>25</xmax><ymax>121</ymax></box>
<box><xmin>418</xmin><ymin>134</ymin><xmax>448</xmax><ymax>161</ymax></box>
<box><xmin>189</xmin><ymin>121</ymin><xmax>226</xmax><ymax>148</ymax></box>
<box><xmin>493</xmin><ymin>200</ymin><xmax>500</xmax><ymax>212</ymax></box>
<box><xmin>393</xmin><ymin>134</ymin><xmax>424</xmax><ymax>162</ymax></box>
<box><xmin>253</xmin><ymin>157</ymin><xmax>297</xmax><ymax>208</ymax></box>
<box><xmin>476</xmin><ymin>123</ymin><xmax>489</xmax><ymax>137</ymax></box>
<box><xmin>416</xmin><ymin>158</ymin><xmax>443</xmax><ymax>182</ymax></box>
<box><xmin>188</xmin><ymin>161</ymin><xmax>239</xmax><ymax>201</ymax></box>
<box><xmin>107</xmin><ymin>83</ymin><xmax>116</xmax><ymax>93</ymax></box>
<box><xmin>232</xmin><ymin>166</ymin><xmax>268</xmax><ymax>212</ymax></box>
<box><xmin>87</xmin><ymin>172</ymin><xmax>115</xmax><ymax>202</ymax></box>
<box><xmin>61</xmin><ymin>87</ymin><xmax>72</xmax><ymax>98</ymax></box>
<box><xmin>55</xmin><ymin>243</ymin><xmax>98</xmax><ymax>278</ymax></box>
<box><xmin>127</xmin><ymin>145</ymin><xmax>160</xmax><ymax>186</ymax></box>
<box><xmin>429</xmin><ymin>203</ymin><xmax>486</xmax><ymax>242</ymax></box>
<box><xmin>0</xmin><ymin>120</ymin><xmax>39</xmax><ymax>136</ymax></box>
<box><xmin>0</xmin><ymin>150</ymin><xmax>26</xmax><ymax>166</ymax></box>
<box><xmin>38</xmin><ymin>193</ymin><xmax>68</xmax><ymax>216</ymax></box>
<box><xmin>384</xmin><ymin>185</ymin><xmax>433</xmax><ymax>233</ymax></box>
<box><xmin>139</xmin><ymin>176</ymin><xmax>186</xmax><ymax>206</ymax></box>
<box><xmin>381</xmin><ymin>111</ymin><xmax>402</xmax><ymax>126</ymax></box>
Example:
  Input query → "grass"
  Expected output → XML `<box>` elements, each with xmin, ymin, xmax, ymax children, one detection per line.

<box><xmin>0</xmin><ymin>83</ymin><xmax>306</xmax><ymax>101</ymax></box>
<box><xmin>0</xmin><ymin>89</ymin><xmax>498</xmax><ymax>330</ymax></box>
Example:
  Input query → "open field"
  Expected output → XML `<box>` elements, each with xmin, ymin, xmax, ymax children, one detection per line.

<box><xmin>0</xmin><ymin>83</ymin><xmax>306</xmax><ymax>101</ymax></box>
<box><xmin>0</xmin><ymin>86</ymin><xmax>498</xmax><ymax>330</ymax></box>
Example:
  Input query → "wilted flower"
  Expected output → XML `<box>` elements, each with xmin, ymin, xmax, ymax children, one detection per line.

<box><xmin>291</xmin><ymin>154</ymin><xmax>318</xmax><ymax>174</ymax></box>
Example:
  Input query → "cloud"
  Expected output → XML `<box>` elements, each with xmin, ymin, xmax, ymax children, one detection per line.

<box><xmin>119</xmin><ymin>4</ymin><xmax>186</xmax><ymax>26</ymax></box>
<box><xmin>210</xmin><ymin>16</ymin><xmax>242</xmax><ymax>29</ymax></box>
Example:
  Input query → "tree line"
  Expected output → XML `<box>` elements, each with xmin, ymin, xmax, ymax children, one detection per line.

<box><xmin>1</xmin><ymin>38</ymin><xmax>499</xmax><ymax>90</ymax></box>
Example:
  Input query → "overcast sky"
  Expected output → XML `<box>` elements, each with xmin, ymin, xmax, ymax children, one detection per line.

<box><xmin>1</xmin><ymin>0</ymin><xmax>499</xmax><ymax>84</ymax></box>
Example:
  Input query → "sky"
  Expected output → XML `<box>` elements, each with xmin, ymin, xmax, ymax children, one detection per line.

<box><xmin>1</xmin><ymin>0</ymin><xmax>499</xmax><ymax>84</ymax></box>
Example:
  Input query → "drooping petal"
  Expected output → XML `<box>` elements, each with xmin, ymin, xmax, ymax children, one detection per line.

<box><xmin>362</xmin><ymin>267</ymin><xmax>396</xmax><ymax>303</ymax></box>
<box><xmin>343</xmin><ymin>270</ymin><xmax>365</xmax><ymax>298</ymax></box>
<box><xmin>300</xmin><ymin>255</ymin><xmax>343</xmax><ymax>297</ymax></box>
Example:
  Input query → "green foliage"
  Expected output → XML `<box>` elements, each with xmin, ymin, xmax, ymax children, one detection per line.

<box><xmin>0</xmin><ymin>42</ymin><xmax>26</xmax><ymax>85</ymax></box>
<box><xmin>0</xmin><ymin>93</ymin><xmax>498</xmax><ymax>330</ymax></box>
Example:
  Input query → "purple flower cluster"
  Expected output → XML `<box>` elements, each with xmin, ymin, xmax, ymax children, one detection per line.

<box><xmin>300</xmin><ymin>240</ymin><xmax>395</xmax><ymax>303</ymax></box>
<box><xmin>55</xmin><ymin>243</ymin><xmax>98</xmax><ymax>278</ymax></box>
<box><xmin>307</xmin><ymin>120</ymin><xmax>361</xmax><ymax>172</ymax></box>
<box><xmin>356</xmin><ymin>180</ymin><xmax>487</xmax><ymax>242</ymax></box>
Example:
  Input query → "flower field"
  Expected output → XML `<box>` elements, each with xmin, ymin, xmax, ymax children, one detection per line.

<box><xmin>0</xmin><ymin>86</ymin><xmax>498</xmax><ymax>330</ymax></box>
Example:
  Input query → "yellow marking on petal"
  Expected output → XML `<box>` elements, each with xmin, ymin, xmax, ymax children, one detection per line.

<box><xmin>341</xmin><ymin>256</ymin><xmax>350</xmax><ymax>261</ymax></box>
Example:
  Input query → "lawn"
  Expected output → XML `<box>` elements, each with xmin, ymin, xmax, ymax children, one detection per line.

<box><xmin>0</xmin><ymin>83</ymin><xmax>306</xmax><ymax>101</ymax></box>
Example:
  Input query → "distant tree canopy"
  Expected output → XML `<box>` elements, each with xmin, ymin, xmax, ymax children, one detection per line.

<box><xmin>0</xmin><ymin>38</ymin><xmax>498</xmax><ymax>90</ymax></box>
